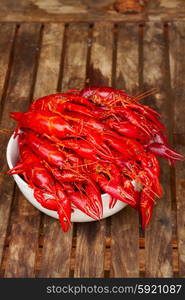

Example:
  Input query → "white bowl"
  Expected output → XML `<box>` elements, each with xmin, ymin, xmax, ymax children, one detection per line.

<box><xmin>6</xmin><ymin>134</ymin><xmax>127</xmax><ymax>222</ymax></box>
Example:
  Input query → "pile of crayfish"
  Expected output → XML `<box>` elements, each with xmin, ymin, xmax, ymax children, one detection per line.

<box><xmin>8</xmin><ymin>86</ymin><xmax>184</xmax><ymax>232</ymax></box>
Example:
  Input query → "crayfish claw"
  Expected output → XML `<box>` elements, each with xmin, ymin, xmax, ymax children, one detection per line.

<box><xmin>147</xmin><ymin>143</ymin><xmax>185</xmax><ymax>162</ymax></box>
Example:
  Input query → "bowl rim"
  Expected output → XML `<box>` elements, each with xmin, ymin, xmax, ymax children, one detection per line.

<box><xmin>6</xmin><ymin>132</ymin><xmax>127</xmax><ymax>222</ymax></box>
<box><xmin>6</xmin><ymin>132</ymin><xmax>109</xmax><ymax>199</ymax></box>
<box><xmin>6</xmin><ymin>132</ymin><xmax>28</xmax><ymax>188</ymax></box>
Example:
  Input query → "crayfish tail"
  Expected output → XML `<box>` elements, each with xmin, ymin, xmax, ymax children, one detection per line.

<box><xmin>10</xmin><ymin>111</ymin><xmax>24</xmax><ymax>121</ymax></box>
<box><xmin>57</xmin><ymin>210</ymin><xmax>71</xmax><ymax>232</ymax></box>
<box><xmin>141</xmin><ymin>203</ymin><xmax>154</xmax><ymax>229</ymax></box>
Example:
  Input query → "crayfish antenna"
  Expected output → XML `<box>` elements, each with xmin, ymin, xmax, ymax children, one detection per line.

<box><xmin>0</xmin><ymin>128</ymin><xmax>14</xmax><ymax>135</ymax></box>
<box><xmin>133</xmin><ymin>88</ymin><xmax>158</xmax><ymax>102</ymax></box>
<box><xmin>7</xmin><ymin>162</ymin><xmax>24</xmax><ymax>175</ymax></box>
<box><xmin>67</xmin><ymin>89</ymin><xmax>80</xmax><ymax>94</ymax></box>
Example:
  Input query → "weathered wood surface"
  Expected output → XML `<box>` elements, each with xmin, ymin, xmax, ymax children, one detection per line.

<box><xmin>33</xmin><ymin>23</ymin><xmax>64</xmax><ymax>98</ymax></box>
<box><xmin>33</xmin><ymin>23</ymin><xmax>74</xmax><ymax>278</ymax></box>
<box><xmin>0</xmin><ymin>24</ymin><xmax>16</xmax><ymax>267</ymax></box>
<box><xmin>143</xmin><ymin>23</ymin><xmax>173</xmax><ymax>277</ymax></box>
<box><xmin>1</xmin><ymin>24</ymin><xmax>41</xmax><ymax>278</ymax></box>
<box><xmin>1</xmin><ymin>236</ymin><xmax>179</xmax><ymax>274</ymax></box>
<box><xmin>0</xmin><ymin>21</ymin><xmax>184</xmax><ymax>278</ymax></box>
<box><xmin>110</xmin><ymin>24</ymin><xmax>139</xmax><ymax>277</ymax></box>
<box><xmin>38</xmin><ymin>23</ymin><xmax>89</xmax><ymax>277</ymax></box>
<box><xmin>0</xmin><ymin>24</ymin><xmax>15</xmax><ymax>108</ymax></box>
<box><xmin>61</xmin><ymin>24</ymin><xmax>88</xmax><ymax>92</ymax></box>
<box><xmin>169</xmin><ymin>22</ymin><xmax>185</xmax><ymax>277</ymax></box>
<box><xmin>1</xmin><ymin>0</ymin><xmax>185</xmax><ymax>22</ymax></box>
<box><xmin>74</xmin><ymin>23</ymin><xmax>113</xmax><ymax>277</ymax></box>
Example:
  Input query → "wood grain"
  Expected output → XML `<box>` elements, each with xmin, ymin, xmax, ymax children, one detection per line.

<box><xmin>147</xmin><ymin>0</ymin><xmax>185</xmax><ymax>12</ymax></box>
<box><xmin>39</xmin><ymin>217</ymin><xmax>73</xmax><ymax>278</ymax></box>
<box><xmin>32</xmin><ymin>23</ymin><xmax>75</xmax><ymax>278</ymax></box>
<box><xmin>61</xmin><ymin>24</ymin><xmax>88</xmax><ymax>91</ymax></box>
<box><xmin>74</xmin><ymin>23</ymin><xmax>113</xmax><ymax>278</ymax></box>
<box><xmin>0</xmin><ymin>24</ymin><xmax>15</xmax><ymax>107</ymax></box>
<box><xmin>0</xmin><ymin>24</ymin><xmax>16</xmax><ymax>267</ymax></box>
<box><xmin>2</xmin><ymin>23</ymin><xmax>41</xmax><ymax>278</ymax></box>
<box><xmin>169</xmin><ymin>22</ymin><xmax>185</xmax><ymax>277</ymax></box>
<box><xmin>39</xmin><ymin>23</ymin><xmax>89</xmax><ymax>277</ymax></box>
<box><xmin>0</xmin><ymin>0</ymin><xmax>185</xmax><ymax>22</ymax></box>
<box><xmin>34</xmin><ymin>23</ymin><xmax>64</xmax><ymax>99</ymax></box>
<box><xmin>0</xmin><ymin>20</ymin><xmax>183</xmax><ymax>278</ymax></box>
<box><xmin>110</xmin><ymin>24</ymin><xmax>139</xmax><ymax>277</ymax></box>
<box><xmin>143</xmin><ymin>23</ymin><xmax>173</xmax><ymax>277</ymax></box>
<box><xmin>1</xmin><ymin>240</ymin><xmax>179</xmax><ymax>274</ymax></box>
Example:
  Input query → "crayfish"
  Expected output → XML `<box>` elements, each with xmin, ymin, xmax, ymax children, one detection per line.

<box><xmin>8</xmin><ymin>86</ymin><xmax>184</xmax><ymax>232</ymax></box>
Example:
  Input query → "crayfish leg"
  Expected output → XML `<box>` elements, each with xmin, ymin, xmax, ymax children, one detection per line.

<box><xmin>8</xmin><ymin>162</ymin><xmax>24</xmax><ymax>175</ymax></box>
<box><xmin>109</xmin><ymin>197</ymin><xmax>117</xmax><ymax>209</ymax></box>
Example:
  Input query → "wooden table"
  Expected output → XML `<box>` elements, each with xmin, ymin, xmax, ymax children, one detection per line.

<box><xmin>0</xmin><ymin>16</ymin><xmax>185</xmax><ymax>278</ymax></box>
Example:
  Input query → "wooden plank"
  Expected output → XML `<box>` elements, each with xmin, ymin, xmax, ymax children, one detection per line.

<box><xmin>34</xmin><ymin>24</ymin><xmax>64</xmax><ymax>98</ymax></box>
<box><xmin>34</xmin><ymin>23</ymin><xmax>75</xmax><ymax>278</ymax></box>
<box><xmin>0</xmin><ymin>23</ymin><xmax>16</xmax><ymax>266</ymax></box>
<box><xmin>3</xmin><ymin>24</ymin><xmax>41</xmax><ymax>278</ymax></box>
<box><xmin>1</xmin><ymin>0</ymin><xmax>185</xmax><ymax>22</ymax></box>
<box><xmin>110</xmin><ymin>24</ymin><xmax>139</xmax><ymax>277</ymax></box>
<box><xmin>169</xmin><ymin>22</ymin><xmax>185</xmax><ymax>276</ymax></box>
<box><xmin>61</xmin><ymin>24</ymin><xmax>88</xmax><ymax>91</ymax></box>
<box><xmin>147</xmin><ymin>0</ymin><xmax>185</xmax><ymax>12</ymax></box>
<box><xmin>39</xmin><ymin>219</ymin><xmax>74</xmax><ymax>278</ymax></box>
<box><xmin>87</xmin><ymin>23</ymin><xmax>113</xmax><ymax>87</ymax></box>
<box><xmin>39</xmin><ymin>23</ymin><xmax>89</xmax><ymax>277</ymax></box>
<box><xmin>0</xmin><ymin>1</ymin><xmax>143</xmax><ymax>22</ymax></box>
<box><xmin>0</xmin><ymin>24</ymin><xmax>15</xmax><ymax>107</ymax></box>
<box><xmin>143</xmin><ymin>23</ymin><xmax>173</xmax><ymax>277</ymax></box>
<box><xmin>74</xmin><ymin>23</ymin><xmax>113</xmax><ymax>278</ymax></box>
<box><xmin>29</xmin><ymin>244</ymin><xmax>179</xmax><ymax>274</ymax></box>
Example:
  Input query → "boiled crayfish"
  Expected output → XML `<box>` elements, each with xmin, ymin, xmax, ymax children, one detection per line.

<box><xmin>8</xmin><ymin>86</ymin><xmax>184</xmax><ymax>232</ymax></box>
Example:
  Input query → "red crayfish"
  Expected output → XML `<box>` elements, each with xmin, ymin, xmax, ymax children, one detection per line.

<box><xmin>8</xmin><ymin>87</ymin><xmax>184</xmax><ymax>231</ymax></box>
